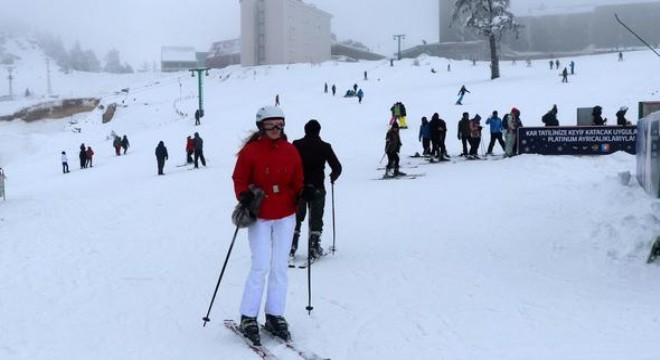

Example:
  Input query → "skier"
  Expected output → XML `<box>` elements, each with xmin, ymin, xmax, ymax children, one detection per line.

<box><xmin>549</xmin><ymin>60</ymin><xmax>554</xmax><ymax>70</ymax></box>
<box><xmin>324</xmin><ymin>82</ymin><xmax>328</xmax><ymax>93</ymax></box>
<box><xmin>61</xmin><ymin>151</ymin><xmax>70</xmax><ymax>174</ymax></box>
<box><xmin>569</xmin><ymin>61</ymin><xmax>575</xmax><ymax>75</ymax></box>
<box><xmin>113</xmin><ymin>135</ymin><xmax>122</xmax><ymax>156</ymax></box>
<box><xmin>79</xmin><ymin>143</ymin><xmax>87</xmax><ymax>168</ymax></box>
<box><xmin>192</xmin><ymin>132</ymin><xmax>206</xmax><ymax>168</ymax></box>
<box><xmin>290</xmin><ymin>119</ymin><xmax>342</xmax><ymax>261</ymax></box>
<box><xmin>555</xmin><ymin>59</ymin><xmax>560</xmax><ymax>69</ymax></box>
<box><xmin>616</xmin><ymin>106</ymin><xmax>630</xmax><ymax>126</ymax></box>
<box><xmin>357</xmin><ymin>88</ymin><xmax>364</xmax><ymax>104</ymax></box>
<box><xmin>155</xmin><ymin>141</ymin><xmax>168</xmax><ymax>175</ymax></box>
<box><xmin>384</xmin><ymin>122</ymin><xmax>404</xmax><ymax>177</ymax></box>
<box><xmin>456</xmin><ymin>85</ymin><xmax>470</xmax><ymax>105</ymax></box>
<box><xmin>561</xmin><ymin>67</ymin><xmax>568</xmax><ymax>83</ymax></box>
<box><xmin>195</xmin><ymin>109</ymin><xmax>201</xmax><ymax>126</ymax></box>
<box><xmin>468</xmin><ymin>114</ymin><xmax>483</xmax><ymax>159</ymax></box>
<box><xmin>121</xmin><ymin>135</ymin><xmax>130</xmax><ymax>154</ymax></box>
<box><xmin>275</xmin><ymin>94</ymin><xmax>280</xmax><ymax>106</ymax></box>
<box><xmin>541</xmin><ymin>105</ymin><xmax>559</xmax><ymax>126</ymax></box>
<box><xmin>618</xmin><ymin>52</ymin><xmax>624</xmax><ymax>61</ymax></box>
<box><xmin>429</xmin><ymin>113</ymin><xmax>448</xmax><ymax>159</ymax></box>
<box><xmin>364</xmin><ymin>71</ymin><xmax>368</xmax><ymax>80</ymax></box>
<box><xmin>232</xmin><ymin>105</ymin><xmax>303</xmax><ymax>345</ymax></box>
<box><xmin>418</xmin><ymin>117</ymin><xmax>431</xmax><ymax>156</ymax></box>
<box><xmin>185</xmin><ymin>135</ymin><xmax>194</xmax><ymax>164</ymax></box>
<box><xmin>457</xmin><ymin>112</ymin><xmax>471</xmax><ymax>156</ymax></box>
<box><xmin>485</xmin><ymin>110</ymin><xmax>505</xmax><ymax>155</ymax></box>
<box><xmin>504</xmin><ymin>107</ymin><xmax>522</xmax><ymax>156</ymax></box>
<box><xmin>331</xmin><ymin>84</ymin><xmax>336</xmax><ymax>96</ymax></box>
<box><xmin>592</xmin><ymin>105</ymin><xmax>607</xmax><ymax>126</ymax></box>
<box><xmin>85</xmin><ymin>146</ymin><xmax>94</xmax><ymax>168</ymax></box>
<box><xmin>390</xmin><ymin>102</ymin><xmax>401</xmax><ymax>126</ymax></box>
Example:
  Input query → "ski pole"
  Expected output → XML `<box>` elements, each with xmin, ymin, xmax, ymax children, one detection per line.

<box><xmin>305</xmin><ymin>228</ymin><xmax>314</xmax><ymax>315</ymax></box>
<box><xmin>202</xmin><ymin>225</ymin><xmax>240</xmax><ymax>327</ymax></box>
<box><xmin>330</xmin><ymin>182</ymin><xmax>336</xmax><ymax>254</ymax></box>
<box><xmin>379</xmin><ymin>152</ymin><xmax>386</xmax><ymax>164</ymax></box>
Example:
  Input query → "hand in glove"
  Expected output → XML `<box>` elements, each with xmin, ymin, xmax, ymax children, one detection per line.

<box><xmin>330</xmin><ymin>172</ymin><xmax>339</xmax><ymax>184</ymax></box>
<box><xmin>239</xmin><ymin>190</ymin><xmax>255</xmax><ymax>207</ymax></box>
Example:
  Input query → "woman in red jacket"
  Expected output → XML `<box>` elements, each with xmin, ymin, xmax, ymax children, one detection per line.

<box><xmin>232</xmin><ymin>106</ymin><xmax>303</xmax><ymax>346</ymax></box>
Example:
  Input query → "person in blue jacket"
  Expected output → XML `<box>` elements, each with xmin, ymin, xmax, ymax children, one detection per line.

<box><xmin>418</xmin><ymin>117</ymin><xmax>431</xmax><ymax>156</ymax></box>
<box><xmin>485</xmin><ymin>110</ymin><xmax>505</xmax><ymax>155</ymax></box>
<box><xmin>357</xmin><ymin>88</ymin><xmax>364</xmax><ymax>104</ymax></box>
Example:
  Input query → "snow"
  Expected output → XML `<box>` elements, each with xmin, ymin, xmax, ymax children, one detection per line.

<box><xmin>1</xmin><ymin>37</ymin><xmax>660</xmax><ymax>360</ymax></box>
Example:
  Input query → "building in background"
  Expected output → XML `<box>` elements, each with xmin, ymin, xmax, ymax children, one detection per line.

<box><xmin>206</xmin><ymin>39</ymin><xmax>241</xmax><ymax>69</ymax></box>
<box><xmin>161</xmin><ymin>47</ymin><xmax>200</xmax><ymax>72</ymax></box>
<box><xmin>240</xmin><ymin>0</ymin><xmax>331</xmax><ymax>66</ymax></box>
<box><xmin>432</xmin><ymin>0</ymin><xmax>660</xmax><ymax>61</ymax></box>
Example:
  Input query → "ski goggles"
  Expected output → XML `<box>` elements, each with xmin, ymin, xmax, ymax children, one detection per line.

<box><xmin>262</xmin><ymin>122</ymin><xmax>285</xmax><ymax>131</ymax></box>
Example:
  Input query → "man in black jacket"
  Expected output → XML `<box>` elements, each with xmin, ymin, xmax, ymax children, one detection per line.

<box><xmin>291</xmin><ymin>120</ymin><xmax>342</xmax><ymax>260</ymax></box>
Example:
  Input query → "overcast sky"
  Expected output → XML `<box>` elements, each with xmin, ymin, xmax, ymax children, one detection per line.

<box><xmin>1</xmin><ymin>0</ymin><xmax>630</xmax><ymax>66</ymax></box>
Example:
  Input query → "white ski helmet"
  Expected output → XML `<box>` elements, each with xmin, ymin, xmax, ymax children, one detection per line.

<box><xmin>255</xmin><ymin>106</ymin><xmax>285</xmax><ymax>129</ymax></box>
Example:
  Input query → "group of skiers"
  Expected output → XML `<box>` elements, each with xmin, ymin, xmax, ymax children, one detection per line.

<box><xmin>230</xmin><ymin>105</ymin><xmax>342</xmax><ymax>346</ymax></box>
<box><xmin>112</xmin><ymin>135</ymin><xmax>130</xmax><ymax>156</ymax></box>
<box><xmin>410</xmin><ymin>107</ymin><xmax>524</xmax><ymax>164</ymax></box>
<box><xmin>61</xmin><ymin>136</ymin><xmax>130</xmax><ymax>174</ymax></box>
<box><xmin>60</xmin><ymin>144</ymin><xmax>94</xmax><ymax>173</ymax></box>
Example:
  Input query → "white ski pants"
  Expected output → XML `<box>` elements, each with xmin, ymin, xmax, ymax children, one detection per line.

<box><xmin>240</xmin><ymin>214</ymin><xmax>295</xmax><ymax>318</ymax></box>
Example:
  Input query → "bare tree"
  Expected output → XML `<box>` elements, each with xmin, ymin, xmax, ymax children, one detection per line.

<box><xmin>452</xmin><ymin>0</ymin><xmax>521</xmax><ymax>79</ymax></box>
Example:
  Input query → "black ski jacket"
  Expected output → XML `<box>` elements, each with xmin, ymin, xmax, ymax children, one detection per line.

<box><xmin>293</xmin><ymin>135</ymin><xmax>342</xmax><ymax>189</ymax></box>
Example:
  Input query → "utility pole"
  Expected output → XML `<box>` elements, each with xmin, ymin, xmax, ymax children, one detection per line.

<box><xmin>7</xmin><ymin>66</ymin><xmax>14</xmax><ymax>100</ymax></box>
<box><xmin>188</xmin><ymin>67</ymin><xmax>210</xmax><ymax>118</ymax></box>
<box><xmin>46</xmin><ymin>59</ymin><xmax>52</xmax><ymax>96</ymax></box>
<box><xmin>393</xmin><ymin>34</ymin><xmax>406</xmax><ymax>61</ymax></box>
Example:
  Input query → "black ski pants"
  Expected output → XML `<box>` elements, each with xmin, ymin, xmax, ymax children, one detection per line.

<box><xmin>194</xmin><ymin>149</ymin><xmax>206</xmax><ymax>168</ymax></box>
<box><xmin>386</xmin><ymin>151</ymin><xmax>400</xmax><ymax>170</ymax></box>
<box><xmin>487</xmin><ymin>132</ymin><xmax>506</xmax><ymax>153</ymax></box>
<box><xmin>292</xmin><ymin>188</ymin><xmax>326</xmax><ymax>252</ymax></box>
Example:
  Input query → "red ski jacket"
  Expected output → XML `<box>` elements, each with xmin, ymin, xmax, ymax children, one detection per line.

<box><xmin>233</xmin><ymin>136</ymin><xmax>303</xmax><ymax>220</ymax></box>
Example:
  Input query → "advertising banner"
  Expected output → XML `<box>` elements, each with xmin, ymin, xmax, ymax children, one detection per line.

<box><xmin>518</xmin><ymin>126</ymin><xmax>637</xmax><ymax>155</ymax></box>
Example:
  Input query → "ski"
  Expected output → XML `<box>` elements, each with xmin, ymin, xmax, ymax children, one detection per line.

<box><xmin>261</xmin><ymin>325</ymin><xmax>331</xmax><ymax>360</ymax></box>
<box><xmin>374</xmin><ymin>173</ymin><xmax>425</xmax><ymax>180</ymax></box>
<box><xmin>377</xmin><ymin>165</ymin><xmax>418</xmax><ymax>170</ymax></box>
<box><xmin>298</xmin><ymin>252</ymin><xmax>330</xmax><ymax>269</ymax></box>
<box><xmin>224</xmin><ymin>320</ymin><xmax>280</xmax><ymax>360</ymax></box>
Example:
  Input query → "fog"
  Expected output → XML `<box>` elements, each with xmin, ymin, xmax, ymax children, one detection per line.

<box><xmin>0</xmin><ymin>0</ymin><xmax>636</xmax><ymax>66</ymax></box>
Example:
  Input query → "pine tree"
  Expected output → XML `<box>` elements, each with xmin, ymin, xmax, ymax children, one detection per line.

<box><xmin>452</xmin><ymin>0</ymin><xmax>521</xmax><ymax>80</ymax></box>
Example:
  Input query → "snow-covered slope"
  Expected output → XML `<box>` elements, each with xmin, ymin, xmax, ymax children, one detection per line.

<box><xmin>1</xmin><ymin>39</ymin><xmax>660</xmax><ymax>360</ymax></box>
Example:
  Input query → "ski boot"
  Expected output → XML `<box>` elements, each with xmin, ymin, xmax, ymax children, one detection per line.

<box><xmin>393</xmin><ymin>168</ymin><xmax>406</xmax><ymax>177</ymax></box>
<box><xmin>239</xmin><ymin>315</ymin><xmax>261</xmax><ymax>346</ymax></box>
<box><xmin>264</xmin><ymin>314</ymin><xmax>291</xmax><ymax>341</ymax></box>
<box><xmin>310</xmin><ymin>234</ymin><xmax>325</xmax><ymax>259</ymax></box>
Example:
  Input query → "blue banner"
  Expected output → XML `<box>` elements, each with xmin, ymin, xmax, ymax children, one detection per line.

<box><xmin>518</xmin><ymin>126</ymin><xmax>637</xmax><ymax>155</ymax></box>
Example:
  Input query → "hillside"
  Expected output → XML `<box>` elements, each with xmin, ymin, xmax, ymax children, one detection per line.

<box><xmin>1</xmin><ymin>37</ymin><xmax>660</xmax><ymax>360</ymax></box>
